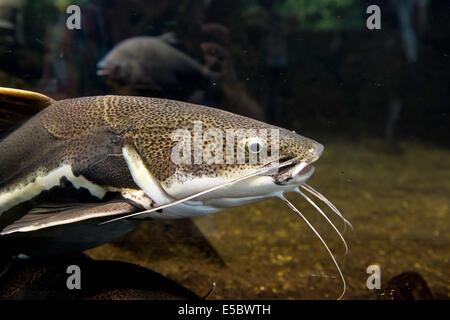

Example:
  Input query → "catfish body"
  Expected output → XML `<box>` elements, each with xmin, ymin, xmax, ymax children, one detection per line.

<box><xmin>0</xmin><ymin>93</ymin><xmax>322</xmax><ymax>257</ymax></box>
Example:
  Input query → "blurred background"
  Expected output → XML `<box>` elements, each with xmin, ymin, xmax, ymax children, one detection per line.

<box><xmin>0</xmin><ymin>0</ymin><xmax>448</xmax><ymax>300</ymax></box>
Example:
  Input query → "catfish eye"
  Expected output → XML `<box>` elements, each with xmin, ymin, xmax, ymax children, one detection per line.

<box><xmin>248</xmin><ymin>141</ymin><xmax>262</xmax><ymax>153</ymax></box>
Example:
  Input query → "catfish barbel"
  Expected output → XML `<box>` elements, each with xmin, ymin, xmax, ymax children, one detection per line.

<box><xmin>0</xmin><ymin>87</ymin><xmax>352</xmax><ymax>299</ymax></box>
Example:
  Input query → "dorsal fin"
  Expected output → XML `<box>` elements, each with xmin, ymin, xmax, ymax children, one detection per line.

<box><xmin>0</xmin><ymin>87</ymin><xmax>55</xmax><ymax>132</ymax></box>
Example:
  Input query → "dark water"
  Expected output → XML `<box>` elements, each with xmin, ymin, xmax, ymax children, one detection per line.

<box><xmin>0</xmin><ymin>0</ymin><xmax>448</xmax><ymax>299</ymax></box>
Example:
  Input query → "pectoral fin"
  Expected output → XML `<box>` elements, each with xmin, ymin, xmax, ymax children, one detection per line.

<box><xmin>0</xmin><ymin>201</ymin><xmax>139</xmax><ymax>235</ymax></box>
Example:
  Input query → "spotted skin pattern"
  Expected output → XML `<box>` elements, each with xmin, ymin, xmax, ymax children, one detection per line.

<box><xmin>1</xmin><ymin>95</ymin><xmax>319</xmax><ymax>195</ymax></box>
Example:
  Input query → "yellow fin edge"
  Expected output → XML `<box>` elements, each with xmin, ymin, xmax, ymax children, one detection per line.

<box><xmin>0</xmin><ymin>87</ymin><xmax>55</xmax><ymax>110</ymax></box>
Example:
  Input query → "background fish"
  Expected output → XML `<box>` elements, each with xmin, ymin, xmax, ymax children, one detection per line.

<box><xmin>97</xmin><ymin>33</ymin><xmax>215</xmax><ymax>101</ymax></box>
<box><xmin>97</xmin><ymin>29</ymin><xmax>267</xmax><ymax>122</ymax></box>
<box><xmin>0</xmin><ymin>256</ymin><xmax>201</xmax><ymax>300</ymax></box>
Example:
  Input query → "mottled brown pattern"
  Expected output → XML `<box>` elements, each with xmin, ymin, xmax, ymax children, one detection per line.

<box><xmin>42</xmin><ymin>97</ymin><xmax>105</xmax><ymax>139</ymax></box>
<box><xmin>1</xmin><ymin>95</ymin><xmax>319</xmax><ymax>192</ymax></box>
<box><xmin>38</xmin><ymin>95</ymin><xmax>318</xmax><ymax>187</ymax></box>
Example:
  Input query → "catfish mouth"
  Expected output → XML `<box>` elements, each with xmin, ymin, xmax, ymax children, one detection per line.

<box><xmin>96</xmin><ymin>64</ymin><xmax>112</xmax><ymax>77</ymax></box>
<box><xmin>274</xmin><ymin>159</ymin><xmax>315</xmax><ymax>184</ymax></box>
<box><xmin>297</xmin><ymin>164</ymin><xmax>314</xmax><ymax>175</ymax></box>
<box><xmin>96</xmin><ymin>60</ymin><xmax>114</xmax><ymax>77</ymax></box>
<box><xmin>96</xmin><ymin>67</ymin><xmax>110</xmax><ymax>76</ymax></box>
